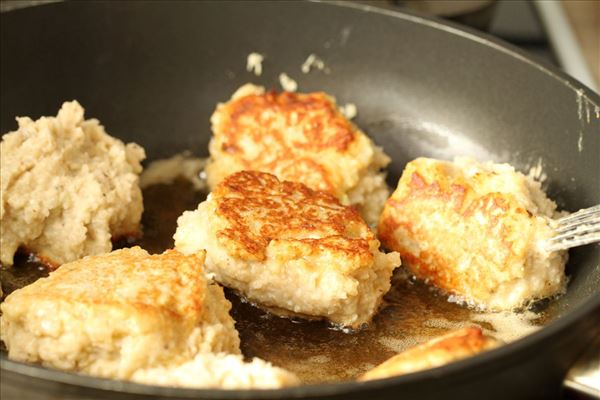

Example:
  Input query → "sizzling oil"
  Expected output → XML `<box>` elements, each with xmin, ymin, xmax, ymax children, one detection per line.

<box><xmin>0</xmin><ymin>179</ymin><xmax>551</xmax><ymax>384</ymax></box>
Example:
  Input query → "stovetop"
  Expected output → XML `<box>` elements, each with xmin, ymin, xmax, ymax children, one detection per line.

<box><xmin>391</xmin><ymin>0</ymin><xmax>596</xmax><ymax>91</ymax></box>
<box><xmin>486</xmin><ymin>0</ymin><xmax>557</xmax><ymax>66</ymax></box>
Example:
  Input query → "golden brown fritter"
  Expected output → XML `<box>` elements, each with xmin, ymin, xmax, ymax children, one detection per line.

<box><xmin>175</xmin><ymin>171</ymin><xmax>400</xmax><ymax>328</ymax></box>
<box><xmin>359</xmin><ymin>327</ymin><xmax>499</xmax><ymax>381</ymax></box>
<box><xmin>378</xmin><ymin>157</ymin><xmax>567</xmax><ymax>310</ymax></box>
<box><xmin>205</xmin><ymin>84</ymin><xmax>390</xmax><ymax>225</ymax></box>
<box><xmin>0</xmin><ymin>247</ymin><xmax>240</xmax><ymax>379</ymax></box>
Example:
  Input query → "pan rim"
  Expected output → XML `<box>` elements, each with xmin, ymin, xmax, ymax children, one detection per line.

<box><xmin>1</xmin><ymin>0</ymin><xmax>599</xmax><ymax>398</ymax></box>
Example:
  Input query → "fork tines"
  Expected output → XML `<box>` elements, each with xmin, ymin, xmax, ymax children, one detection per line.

<box><xmin>546</xmin><ymin>205</ymin><xmax>600</xmax><ymax>252</ymax></box>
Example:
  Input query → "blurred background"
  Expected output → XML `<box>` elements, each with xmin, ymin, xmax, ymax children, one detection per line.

<box><xmin>1</xmin><ymin>0</ymin><xmax>598</xmax><ymax>91</ymax></box>
<box><xmin>363</xmin><ymin>0</ymin><xmax>600</xmax><ymax>91</ymax></box>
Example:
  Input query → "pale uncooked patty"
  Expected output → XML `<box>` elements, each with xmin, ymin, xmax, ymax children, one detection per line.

<box><xmin>0</xmin><ymin>101</ymin><xmax>145</xmax><ymax>267</ymax></box>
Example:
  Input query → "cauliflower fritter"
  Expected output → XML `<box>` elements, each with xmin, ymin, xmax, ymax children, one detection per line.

<box><xmin>175</xmin><ymin>171</ymin><xmax>400</xmax><ymax>328</ymax></box>
<box><xmin>204</xmin><ymin>84</ymin><xmax>390</xmax><ymax>226</ymax></box>
<box><xmin>132</xmin><ymin>352</ymin><xmax>300</xmax><ymax>389</ymax></box>
<box><xmin>378</xmin><ymin>157</ymin><xmax>568</xmax><ymax>310</ymax></box>
<box><xmin>0</xmin><ymin>247</ymin><xmax>240</xmax><ymax>379</ymax></box>
<box><xmin>0</xmin><ymin>101</ymin><xmax>145</xmax><ymax>267</ymax></box>
<box><xmin>359</xmin><ymin>327</ymin><xmax>499</xmax><ymax>381</ymax></box>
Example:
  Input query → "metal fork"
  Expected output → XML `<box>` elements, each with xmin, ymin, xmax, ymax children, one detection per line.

<box><xmin>545</xmin><ymin>205</ymin><xmax>600</xmax><ymax>252</ymax></box>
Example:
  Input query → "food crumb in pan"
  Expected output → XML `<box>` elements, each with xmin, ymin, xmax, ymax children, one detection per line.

<box><xmin>339</xmin><ymin>103</ymin><xmax>358</xmax><ymax>119</ymax></box>
<box><xmin>246</xmin><ymin>52</ymin><xmax>264</xmax><ymax>76</ymax></box>
<box><xmin>339</xmin><ymin>26</ymin><xmax>352</xmax><ymax>46</ymax></box>
<box><xmin>301</xmin><ymin>53</ymin><xmax>329</xmax><ymax>74</ymax></box>
<box><xmin>278</xmin><ymin>72</ymin><xmax>298</xmax><ymax>92</ymax></box>
<box><xmin>140</xmin><ymin>151</ymin><xmax>208</xmax><ymax>190</ymax></box>
<box><xmin>576</xmin><ymin>89</ymin><xmax>584</xmax><ymax>152</ymax></box>
<box><xmin>573</xmin><ymin>88</ymin><xmax>600</xmax><ymax>152</ymax></box>
<box><xmin>527</xmin><ymin>157</ymin><xmax>547</xmax><ymax>184</ymax></box>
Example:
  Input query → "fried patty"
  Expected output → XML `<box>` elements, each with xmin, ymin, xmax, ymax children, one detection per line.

<box><xmin>359</xmin><ymin>327</ymin><xmax>499</xmax><ymax>381</ymax></box>
<box><xmin>0</xmin><ymin>247</ymin><xmax>240</xmax><ymax>379</ymax></box>
<box><xmin>378</xmin><ymin>157</ymin><xmax>568</xmax><ymax>310</ymax></box>
<box><xmin>204</xmin><ymin>84</ymin><xmax>390</xmax><ymax>226</ymax></box>
<box><xmin>175</xmin><ymin>171</ymin><xmax>400</xmax><ymax>328</ymax></box>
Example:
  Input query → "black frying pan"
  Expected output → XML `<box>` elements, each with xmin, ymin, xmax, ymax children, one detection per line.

<box><xmin>1</xmin><ymin>1</ymin><xmax>599</xmax><ymax>399</ymax></box>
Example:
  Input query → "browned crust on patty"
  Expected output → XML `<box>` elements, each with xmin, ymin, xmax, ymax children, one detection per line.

<box><xmin>213</xmin><ymin>171</ymin><xmax>374</xmax><ymax>263</ymax></box>
<box><xmin>210</xmin><ymin>89</ymin><xmax>369</xmax><ymax>196</ymax></box>
<box><xmin>378</xmin><ymin>161</ymin><xmax>536</xmax><ymax>296</ymax></box>
<box><xmin>221</xmin><ymin>90</ymin><xmax>356</xmax><ymax>153</ymax></box>
<box><xmin>11</xmin><ymin>247</ymin><xmax>206</xmax><ymax>320</ymax></box>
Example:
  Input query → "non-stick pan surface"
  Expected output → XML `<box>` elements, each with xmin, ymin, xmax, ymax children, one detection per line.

<box><xmin>1</xmin><ymin>1</ymin><xmax>599</xmax><ymax>399</ymax></box>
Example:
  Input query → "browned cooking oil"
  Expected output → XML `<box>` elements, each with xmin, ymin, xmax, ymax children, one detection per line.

<box><xmin>0</xmin><ymin>179</ymin><xmax>551</xmax><ymax>384</ymax></box>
